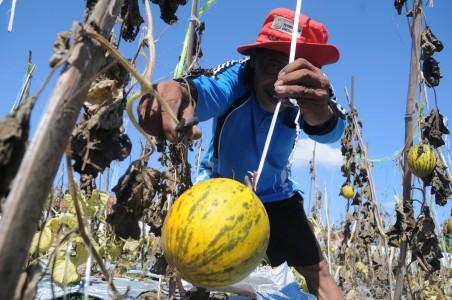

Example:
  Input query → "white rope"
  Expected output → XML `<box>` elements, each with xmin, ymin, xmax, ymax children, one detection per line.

<box><xmin>8</xmin><ymin>0</ymin><xmax>17</xmax><ymax>32</ymax></box>
<box><xmin>253</xmin><ymin>0</ymin><xmax>303</xmax><ymax>191</ymax></box>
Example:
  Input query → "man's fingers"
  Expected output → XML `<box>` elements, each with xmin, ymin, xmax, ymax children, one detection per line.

<box><xmin>158</xmin><ymin>82</ymin><xmax>184</xmax><ymax>142</ymax></box>
<box><xmin>179</xmin><ymin>96</ymin><xmax>202</xmax><ymax>140</ymax></box>
<box><xmin>138</xmin><ymin>94</ymin><xmax>163</xmax><ymax>137</ymax></box>
<box><xmin>275</xmin><ymin>58</ymin><xmax>329</xmax><ymax>102</ymax></box>
<box><xmin>274</xmin><ymin>85</ymin><xmax>329</xmax><ymax>102</ymax></box>
<box><xmin>279</xmin><ymin>58</ymin><xmax>317</xmax><ymax>76</ymax></box>
<box><xmin>277</xmin><ymin>68</ymin><xmax>329</xmax><ymax>89</ymax></box>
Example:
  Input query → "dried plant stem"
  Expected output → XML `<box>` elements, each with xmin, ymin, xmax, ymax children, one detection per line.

<box><xmin>65</xmin><ymin>151</ymin><xmax>122</xmax><ymax>299</ymax></box>
<box><xmin>344</xmin><ymin>80</ymin><xmax>394</xmax><ymax>297</ymax></box>
<box><xmin>122</xmin><ymin>0</ymin><xmax>158</xmax><ymax>148</ymax></box>
<box><xmin>324</xmin><ymin>182</ymin><xmax>332</xmax><ymax>273</ymax></box>
<box><xmin>83</xmin><ymin>27</ymin><xmax>178</xmax><ymax>124</ymax></box>
<box><xmin>143</xmin><ymin>0</ymin><xmax>156</xmax><ymax>82</ymax></box>
<box><xmin>0</xmin><ymin>2</ymin><xmax>125</xmax><ymax>298</ymax></box>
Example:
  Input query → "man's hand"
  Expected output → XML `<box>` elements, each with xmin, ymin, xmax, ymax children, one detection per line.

<box><xmin>138</xmin><ymin>80</ymin><xmax>202</xmax><ymax>142</ymax></box>
<box><xmin>274</xmin><ymin>58</ymin><xmax>334</xmax><ymax>126</ymax></box>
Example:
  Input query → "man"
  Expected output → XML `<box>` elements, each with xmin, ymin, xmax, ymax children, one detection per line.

<box><xmin>139</xmin><ymin>7</ymin><xmax>345</xmax><ymax>300</ymax></box>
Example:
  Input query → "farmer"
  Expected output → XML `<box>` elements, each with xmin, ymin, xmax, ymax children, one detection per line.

<box><xmin>139</xmin><ymin>7</ymin><xmax>345</xmax><ymax>300</ymax></box>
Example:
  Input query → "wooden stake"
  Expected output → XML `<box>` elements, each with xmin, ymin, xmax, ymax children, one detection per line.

<box><xmin>0</xmin><ymin>1</ymin><xmax>125</xmax><ymax>298</ymax></box>
<box><xmin>394</xmin><ymin>0</ymin><xmax>423</xmax><ymax>299</ymax></box>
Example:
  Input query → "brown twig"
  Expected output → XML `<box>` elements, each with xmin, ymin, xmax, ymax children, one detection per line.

<box><xmin>65</xmin><ymin>149</ymin><xmax>122</xmax><ymax>299</ymax></box>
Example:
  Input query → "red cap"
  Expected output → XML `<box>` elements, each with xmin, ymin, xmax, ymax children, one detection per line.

<box><xmin>237</xmin><ymin>8</ymin><xmax>340</xmax><ymax>67</ymax></box>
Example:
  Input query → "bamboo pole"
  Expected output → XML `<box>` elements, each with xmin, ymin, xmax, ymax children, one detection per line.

<box><xmin>0</xmin><ymin>1</ymin><xmax>125</xmax><ymax>298</ymax></box>
<box><xmin>185</xmin><ymin>0</ymin><xmax>199</xmax><ymax>69</ymax></box>
<box><xmin>394</xmin><ymin>0</ymin><xmax>422</xmax><ymax>299</ymax></box>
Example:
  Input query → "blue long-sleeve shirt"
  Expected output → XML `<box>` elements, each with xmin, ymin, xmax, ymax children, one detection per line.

<box><xmin>186</xmin><ymin>59</ymin><xmax>346</xmax><ymax>202</ymax></box>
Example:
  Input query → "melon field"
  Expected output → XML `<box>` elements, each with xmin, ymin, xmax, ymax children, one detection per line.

<box><xmin>0</xmin><ymin>0</ymin><xmax>451</xmax><ymax>299</ymax></box>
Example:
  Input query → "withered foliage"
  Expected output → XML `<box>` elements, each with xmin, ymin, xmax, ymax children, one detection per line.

<box><xmin>337</xmin><ymin>213</ymin><xmax>352</xmax><ymax>265</ymax></box>
<box><xmin>356</xmin><ymin>203</ymin><xmax>377</xmax><ymax>246</ymax></box>
<box><xmin>387</xmin><ymin>201</ymin><xmax>415</xmax><ymax>247</ymax></box>
<box><xmin>423</xmin><ymin>57</ymin><xmax>442</xmax><ymax>87</ymax></box>
<box><xmin>420</xmin><ymin>108</ymin><xmax>451</xmax><ymax>206</ymax></box>
<box><xmin>420</xmin><ymin>26</ymin><xmax>444</xmax><ymax>60</ymax></box>
<box><xmin>423</xmin><ymin>158</ymin><xmax>452</xmax><ymax>206</ymax></box>
<box><xmin>410</xmin><ymin>206</ymin><xmax>442</xmax><ymax>272</ymax></box>
<box><xmin>85</xmin><ymin>53</ymin><xmax>130</xmax><ymax>109</ymax></box>
<box><xmin>340</xmin><ymin>112</ymin><xmax>356</xmax><ymax>179</ymax></box>
<box><xmin>151</xmin><ymin>0</ymin><xmax>187</xmax><ymax>24</ymax></box>
<box><xmin>71</xmin><ymin>99</ymin><xmax>132</xmax><ymax>178</ymax></box>
<box><xmin>70</xmin><ymin>49</ymin><xmax>131</xmax><ymax>185</ymax></box>
<box><xmin>340</xmin><ymin>110</ymin><xmax>371</xmax><ymax>205</ymax></box>
<box><xmin>0</xmin><ymin>98</ymin><xmax>35</xmax><ymax>210</ymax></box>
<box><xmin>422</xmin><ymin>108</ymin><xmax>450</xmax><ymax>148</ymax></box>
<box><xmin>394</xmin><ymin>0</ymin><xmax>408</xmax><ymax>15</ymax></box>
<box><xmin>420</xmin><ymin>25</ymin><xmax>443</xmax><ymax>88</ymax></box>
<box><xmin>107</xmin><ymin>155</ymin><xmax>164</xmax><ymax>239</ymax></box>
<box><xmin>120</xmin><ymin>0</ymin><xmax>144</xmax><ymax>42</ymax></box>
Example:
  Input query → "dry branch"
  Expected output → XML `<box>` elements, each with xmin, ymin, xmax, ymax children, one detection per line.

<box><xmin>65</xmin><ymin>152</ymin><xmax>122</xmax><ymax>299</ymax></box>
<box><xmin>0</xmin><ymin>1</ymin><xmax>125</xmax><ymax>298</ymax></box>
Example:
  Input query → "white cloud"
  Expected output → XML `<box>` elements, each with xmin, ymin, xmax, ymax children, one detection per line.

<box><xmin>291</xmin><ymin>139</ymin><xmax>343</xmax><ymax>169</ymax></box>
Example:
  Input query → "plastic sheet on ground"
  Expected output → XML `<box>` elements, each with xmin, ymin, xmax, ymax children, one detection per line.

<box><xmin>36</xmin><ymin>274</ymin><xmax>159</xmax><ymax>300</ymax></box>
<box><xmin>36</xmin><ymin>262</ymin><xmax>316</xmax><ymax>299</ymax></box>
<box><xmin>184</xmin><ymin>262</ymin><xmax>317</xmax><ymax>300</ymax></box>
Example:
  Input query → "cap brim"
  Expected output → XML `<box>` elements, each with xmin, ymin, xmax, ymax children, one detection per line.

<box><xmin>237</xmin><ymin>41</ymin><xmax>339</xmax><ymax>68</ymax></box>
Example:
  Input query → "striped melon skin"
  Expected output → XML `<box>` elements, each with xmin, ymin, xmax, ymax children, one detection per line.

<box><xmin>407</xmin><ymin>144</ymin><xmax>436</xmax><ymax>178</ymax></box>
<box><xmin>162</xmin><ymin>178</ymin><xmax>270</xmax><ymax>288</ymax></box>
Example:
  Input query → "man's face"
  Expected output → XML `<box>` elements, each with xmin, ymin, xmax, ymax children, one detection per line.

<box><xmin>252</xmin><ymin>48</ymin><xmax>289</xmax><ymax>112</ymax></box>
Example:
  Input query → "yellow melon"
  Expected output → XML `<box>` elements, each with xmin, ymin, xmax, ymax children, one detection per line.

<box><xmin>407</xmin><ymin>144</ymin><xmax>436</xmax><ymax>178</ymax></box>
<box><xmin>162</xmin><ymin>178</ymin><xmax>270</xmax><ymax>288</ymax></box>
<box><xmin>340</xmin><ymin>184</ymin><xmax>355</xmax><ymax>199</ymax></box>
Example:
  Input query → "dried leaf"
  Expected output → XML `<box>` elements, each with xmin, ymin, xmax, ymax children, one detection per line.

<box><xmin>422</xmin><ymin>108</ymin><xmax>450</xmax><ymax>148</ymax></box>
<box><xmin>107</xmin><ymin>157</ymin><xmax>162</xmax><ymax>239</ymax></box>
<box><xmin>71</xmin><ymin>99</ymin><xmax>132</xmax><ymax>177</ymax></box>
<box><xmin>0</xmin><ymin>97</ymin><xmax>34</xmax><ymax>209</ymax></box>
<box><xmin>394</xmin><ymin>0</ymin><xmax>408</xmax><ymax>15</ymax></box>
<box><xmin>120</xmin><ymin>0</ymin><xmax>143</xmax><ymax>42</ymax></box>
<box><xmin>420</xmin><ymin>26</ymin><xmax>444</xmax><ymax>60</ymax></box>
<box><xmin>423</xmin><ymin>157</ymin><xmax>452</xmax><ymax>206</ymax></box>
<box><xmin>387</xmin><ymin>202</ymin><xmax>415</xmax><ymax>247</ymax></box>
<box><xmin>151</xmin><ymin>0</ymin><xmax>187</xmax><ymax>25</ymax></box>
<box><xmin>351</xmin><ymin>192</ymin><xmax>361</xmax><ymax>206</ymax></box>
<box><xmin>411</xmin><ymin>206</ymin><xmax>443</xmax><ymax>271</ymax></box>
<box><xmin>423</xmin><ymin>57</ymin><xmax>442</xmax><ymax>87</ymax></box>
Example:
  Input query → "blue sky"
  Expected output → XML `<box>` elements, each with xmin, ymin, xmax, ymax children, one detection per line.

<box><xmin>1</xmin><ymin>1</ymin><xmax>451</xmax><ymax>226</ymax></box>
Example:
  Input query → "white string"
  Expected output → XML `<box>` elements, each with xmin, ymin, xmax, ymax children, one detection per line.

<box><xmin>253</xmin><ymin>0</ymin><xmax>303</xmax><ymax>191</ymax></box>
<box><xmin>8</xmin><ymin>0</ymin><xmax>17</xmax><ymax>32</ymax></box>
